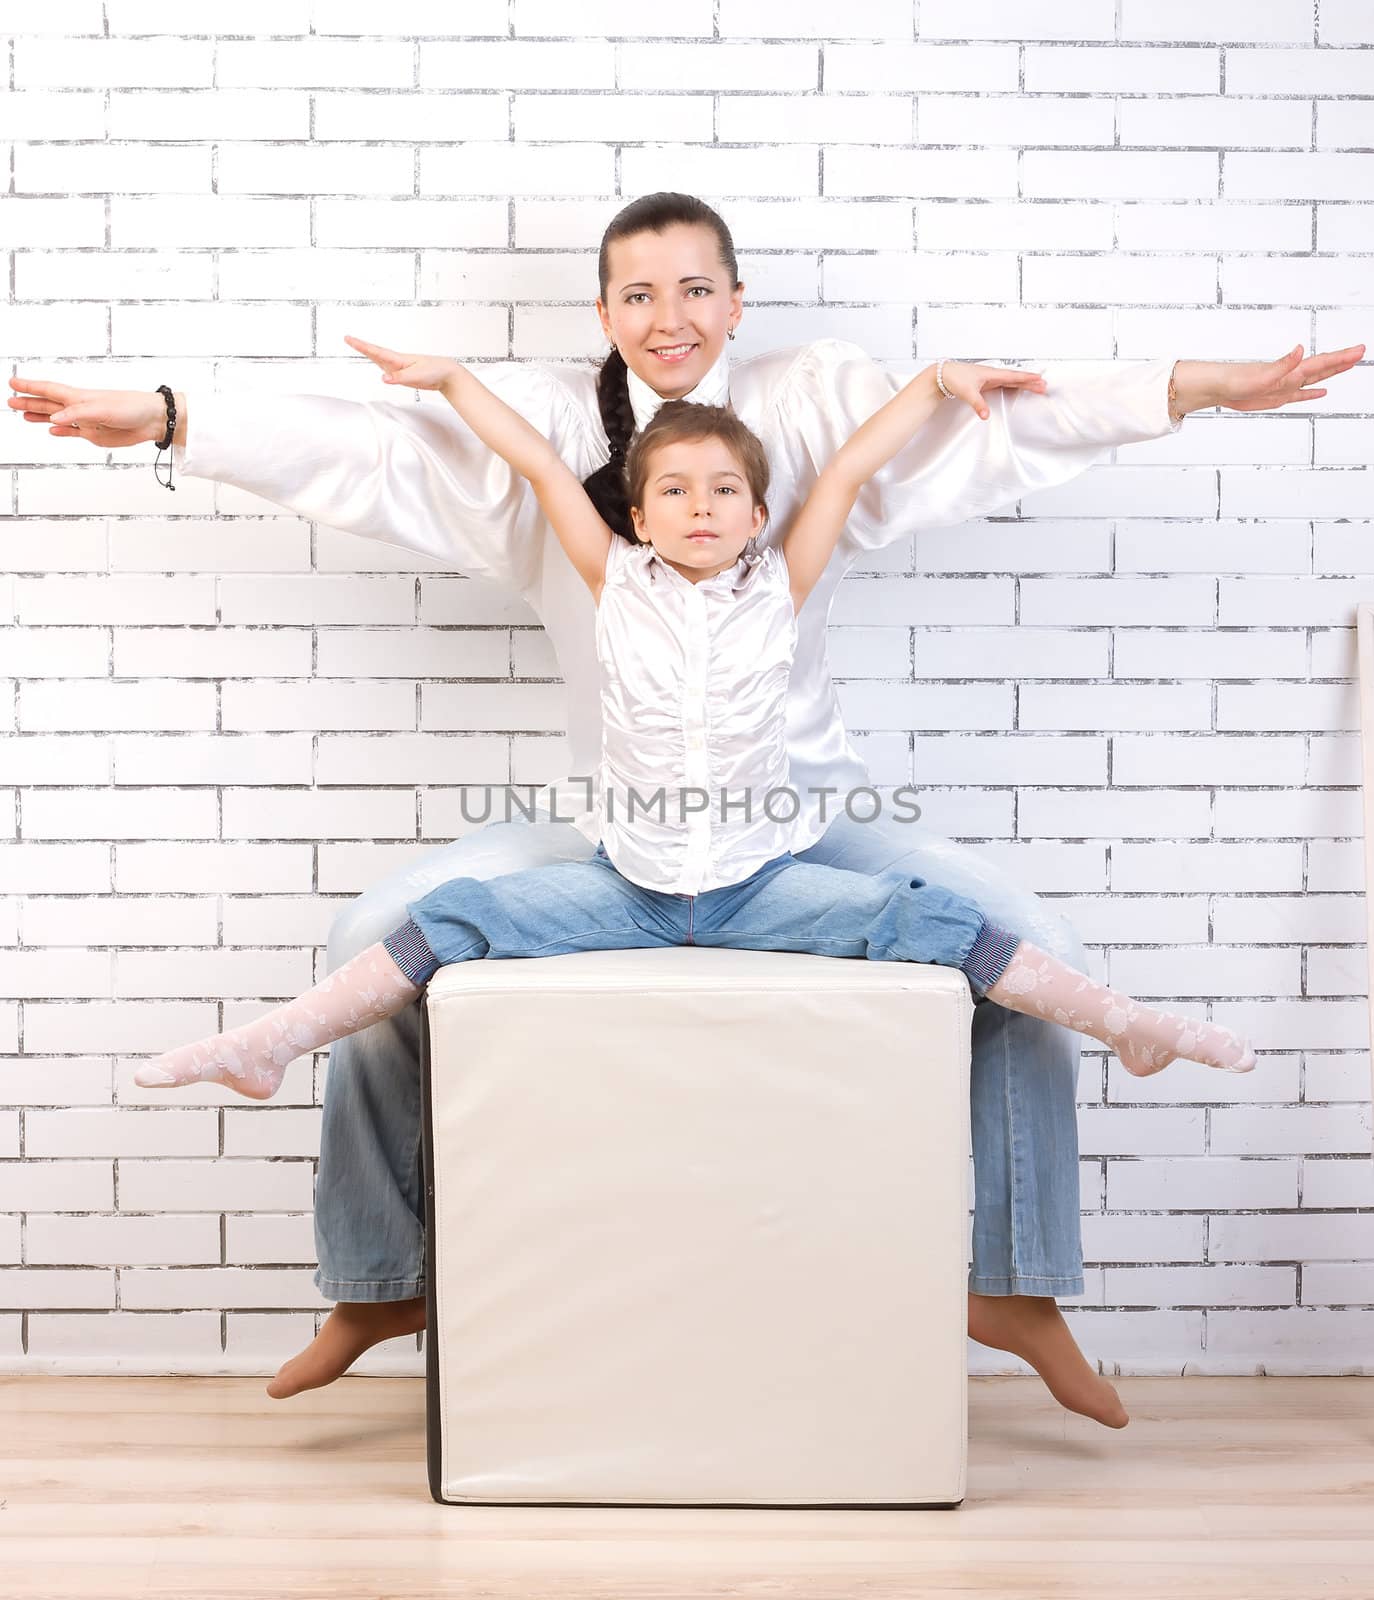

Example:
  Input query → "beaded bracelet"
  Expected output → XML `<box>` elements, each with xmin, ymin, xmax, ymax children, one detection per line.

<box><xmin>154</xmin><ymin>385</ymin><xmax>176</xmax><ymax>491</ymax></box>
<box><xmin>934</xmin><ymin>358</ymin><xmax>954</xmax><ymax>400</ymax></box>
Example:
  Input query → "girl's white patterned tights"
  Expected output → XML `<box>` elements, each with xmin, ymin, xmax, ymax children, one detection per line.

<box><xmin>987</xmin><ymin>941</ymin><xmax>1256</xmax><ymax>1077</ymax></box>
<box><xmin>133</xmin><ymin>935</ymin><xmax>1256</xmax><ymax>1103</ymax></box>
<box><xmin>134</xmin><ymin>943</ymin><xmax>418</xmax><ymax>1101</ymax></box>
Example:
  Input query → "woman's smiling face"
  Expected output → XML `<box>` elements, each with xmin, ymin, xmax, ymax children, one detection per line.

<box><xmin>595</xmin><ymin>222</ymin><xmax>745</xmax><ymax>400</ymax></box>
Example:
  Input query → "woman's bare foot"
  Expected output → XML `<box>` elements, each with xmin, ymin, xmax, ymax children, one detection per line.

<box><xmin>967</xmin><ymin>1291</ymin><xmax>1129</xmax><ymax>1429</ymax></box>
<box><xmin>266</xmin><ymin>1296</ymin><xmax>426</xmax><ymax>1399</ymax></box>
<box><xmin>268</xmin><ymin>1290</ymin><xmax>1126</xmax><ymax>1427</ymax></box>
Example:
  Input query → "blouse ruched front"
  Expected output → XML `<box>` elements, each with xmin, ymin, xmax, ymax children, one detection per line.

<box><xmin>595</xmin><ymin>536</ymin><xmax>797</xmax><ymax>896</ymax></box>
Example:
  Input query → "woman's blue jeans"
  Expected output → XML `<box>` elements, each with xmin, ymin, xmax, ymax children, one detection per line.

<box><xmin>313</xmin><ymin>811</ymin><xmax>1087</xmax><ymax>1303</ymax></box>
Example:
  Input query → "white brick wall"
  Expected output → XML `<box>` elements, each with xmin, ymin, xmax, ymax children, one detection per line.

<box><xmin>2</xmin><ymin>5</ymin><xmax>1371</xmax><ymax>1377</ymax></box>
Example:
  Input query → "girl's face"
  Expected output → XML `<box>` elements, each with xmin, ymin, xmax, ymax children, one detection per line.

<box><xmin>629</xmin><ymin>436</ymin><xmax>766</xmax><ymax>585</ymax></box>
<box><xmin>596</xmin><ymin>223</ymin><xmax>745</xmax><ymax>400</ymax></box>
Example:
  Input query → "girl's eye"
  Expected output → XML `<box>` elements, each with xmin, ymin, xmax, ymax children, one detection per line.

<box><xmin>663</xmin><ymin>486</ymin><xmax>684</xmax><ymax>495</ymax></box>
<box><xmin>715</xmin><ymin>485</ymin><xmax>736</xmax><ymax>495</ymax></box>
<box><xmin>686</xmin><ymin>286</ymin><xmax>712</xmax><ymax>297</ymax></box>
<box><xmin>625</xmin><ymin>292</ymin><xmax>650</xmax><ymax>305</ymax></box>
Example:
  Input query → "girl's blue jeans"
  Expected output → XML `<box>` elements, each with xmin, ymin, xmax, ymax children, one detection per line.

<box><xmin>314</xmin><ymin>811</ymin><xmax>1088</xmax><ymax>1303</ymax></box>
<box><xmin>382</xmin><ymin>842</ymin><xmax>1023</xmax><ymax>994</ymax></box>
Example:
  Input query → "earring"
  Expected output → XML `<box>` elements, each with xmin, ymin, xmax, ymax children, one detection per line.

<box><xmin>743</xmin><ymin>534</ymin><xmax>759</xmax><ymax>561</ymax></box>
<box><xmin>727</xmin><ymin>327</ymin><xmax>737</xmax><ymax>341</ymax></box>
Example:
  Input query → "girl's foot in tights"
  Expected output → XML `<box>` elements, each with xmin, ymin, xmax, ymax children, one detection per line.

<box><xmin>134</xmin><ymin>946</ymin><xmax>419</xmax><ymax>1100</ymax></box>
<box><xmin>987</xmin><ymin>943</ymin><xmax>1256</xmax><ymax>1077</ymax></box>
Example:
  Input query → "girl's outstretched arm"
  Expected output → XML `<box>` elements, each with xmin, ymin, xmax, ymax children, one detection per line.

<box><xmin>782</xmin><ymin>360</ymin><xmax>1049</xmax><ymax>613</ymax></box>
<box><xmin>347</xmin><ymin>337</ymin><xmax>613</xmax><ymax>598</ymax></box>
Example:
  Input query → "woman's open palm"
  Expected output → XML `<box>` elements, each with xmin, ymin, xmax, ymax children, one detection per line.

<box><xmin>1219</xmin><ymin>342</ymin><xmax>1365</xmax><ymax>412</ymax></box>
<box><xmin>7</xmin><ymin>376</ymin><xmax>165</xmax><ymax>447</ymax></box>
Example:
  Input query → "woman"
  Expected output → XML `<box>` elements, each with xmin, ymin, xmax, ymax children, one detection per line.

<box><xmin>9</xmin><ymin>192</ymin><xmax>1362</xmax><ymax>1429</ymax></box>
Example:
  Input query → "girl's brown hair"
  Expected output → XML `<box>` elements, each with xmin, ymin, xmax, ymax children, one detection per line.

<box><xmin>622</xmin><ymin>401</ymin><xmax>770</xmax><ymax>542</ymax></box>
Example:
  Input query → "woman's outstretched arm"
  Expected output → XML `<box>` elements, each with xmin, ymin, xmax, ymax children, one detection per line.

<box><xmin>7</xmin><ymin>344</ymin><xmax>597</xmax><ymax>593</ymax></box>
<box><xmin>772</xmin><ymin>337</ymin><xmax>1366</xmax><ymax>558</ymax></box>
<box><xmin>1169</xmin><ymin>344</ymin><xmax>1365</xmax><ymax>418</ymax></box>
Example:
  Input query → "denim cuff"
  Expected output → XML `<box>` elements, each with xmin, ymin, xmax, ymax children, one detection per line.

<box><xmin>960</xmin><ymin>918</ymin><xmax>1023</xmax><ymax>995</ymax></box>
<box><xmin>383</xmin><ymin>917</ymin><xmax>441</xmax><ymax>985</ymax></box>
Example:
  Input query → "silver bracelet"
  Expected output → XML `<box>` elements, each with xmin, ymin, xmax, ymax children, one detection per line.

<box><xmin>935</xmin><ymin>358</ymin><xmax>954</xmax><ymax>400</ymax></box>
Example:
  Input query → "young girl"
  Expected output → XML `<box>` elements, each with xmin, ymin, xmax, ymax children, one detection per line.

<box><xmin>134</xmin><ymin>355</ymin><xmax>1256</xmax><ymax>1100</ymax></box>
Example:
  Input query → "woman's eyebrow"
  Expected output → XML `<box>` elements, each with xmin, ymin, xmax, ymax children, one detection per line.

<box><xmin>621</xmin><ymin>275</ymin><xmax>716</xmax><ymax>291</ymax></box>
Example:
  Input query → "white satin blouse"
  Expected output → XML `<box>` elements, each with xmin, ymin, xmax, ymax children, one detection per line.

<box><xmin>596</xmin><ymin>533</ymin><xmax>796</xmax><ymax>896</ymax></box>
<box><xmin>176</xmin><ymin>341</ymin><xmax>1181</xmax><ymax>848</ymax></box>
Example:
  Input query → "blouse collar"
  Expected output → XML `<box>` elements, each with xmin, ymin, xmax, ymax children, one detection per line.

<box><xmin>625</xmin><ymin>343</ymin><xmax>732</xmax><ymax>434</ymax></box>
<box><xmin>642</xmin><ymin>537</ymin><xmax>763</xmax><ymax>595</ymax></box>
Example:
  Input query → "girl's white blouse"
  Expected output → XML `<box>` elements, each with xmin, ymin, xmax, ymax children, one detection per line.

<box><xmin>175</xmin><ymin>341</ymin><xmax>1180</xmax><ymax>849</ymax></box>
<box><xmin>595</xmin><ymin>536</ymin><xmax>797</xmax><ymax>896</ymax></box>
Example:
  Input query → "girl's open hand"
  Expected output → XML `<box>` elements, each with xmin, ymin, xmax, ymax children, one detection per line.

<box><xmin>344</xmin><ymin>335</ymin><xmax>460</xmax><ymax>392</ymax></box>
<box><xmin>937</xmin><ymin>361</ymin><xmax>1049</xmax><ymax>422</ymax></box>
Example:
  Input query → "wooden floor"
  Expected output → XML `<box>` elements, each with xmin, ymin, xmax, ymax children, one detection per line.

<box><xmin>2</xmin><ymin>1375</ymin><xmax>1371</xmax><ymax>1599</ymax></box>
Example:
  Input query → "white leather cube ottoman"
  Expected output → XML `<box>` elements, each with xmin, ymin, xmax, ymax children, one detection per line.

<box><xmin>420</xmin><ymin>947</ymin><xmax>972</xmax><ymax>1508</ymax></box>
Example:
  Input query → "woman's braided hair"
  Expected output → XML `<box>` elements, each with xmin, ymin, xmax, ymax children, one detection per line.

<box><xmin>583</xmin><ymin>192</ymin><xmax>740</xmax><ymax>542</ymax></box>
